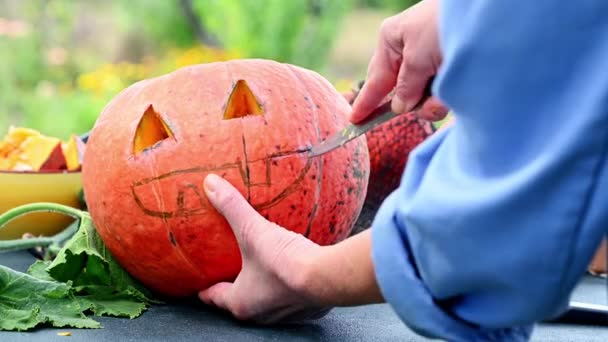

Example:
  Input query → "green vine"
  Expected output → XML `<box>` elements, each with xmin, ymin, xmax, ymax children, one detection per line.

<box><xmin>0</xmin><ymin>203</ymin><xmax>87</xmax><ymax>254</ymax></box>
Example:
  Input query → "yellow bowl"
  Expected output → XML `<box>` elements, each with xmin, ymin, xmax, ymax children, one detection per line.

<box><xmin>0</xmin><ymin>170</ymin><xmax>83</xmax><ymax>240</ymax></box>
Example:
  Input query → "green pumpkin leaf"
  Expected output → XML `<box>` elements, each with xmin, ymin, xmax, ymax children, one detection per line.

<box><xmin>77</xmin><ymin>291</ymin><xmax>148</xmax><ymax>319</ymax></box>
<box><xmin>0</xmin><ymin>265</ymin><xmax>100</xmax><ymax>331</ymax></box>
<box><xmin>26</xmin><ymin>260</ymin><xmax>55</xmax><ymax>282</ymax></box>
<box><xmin>47</xmin><ymin>215</ymin><xmax>156</xmax><ymax>303</ymax></box>
<box><xmin>0</xmin><ymin>210</ymin><xmax>161</xmax><ymax>331</ymax></box>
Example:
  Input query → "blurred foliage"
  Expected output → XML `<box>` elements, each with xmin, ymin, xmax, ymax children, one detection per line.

<box><xmin>192</xmin><ymin>0</ymin><xmax>353</xmax><ymax>70</ymax></box>
<box><xmin>76</xmin><ymin>46</ymin><xmax>239</xmax><ymax>99</ymax></box>
<box><xmin>0</xmin><ymin>0</ymin><xmax>415</xmax><ymax>140</ymax></box>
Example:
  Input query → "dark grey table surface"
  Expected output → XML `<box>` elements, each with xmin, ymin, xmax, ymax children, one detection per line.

<box><xmin>1</xmin><ymin>251</ymin><xmax>607</xmax><ymax>341</ymax></box>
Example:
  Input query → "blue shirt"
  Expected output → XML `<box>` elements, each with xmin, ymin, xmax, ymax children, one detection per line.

<box><xmin>371</xmin><ymin>1</ymin><xmax>608</xmax><ymax>340</ymax></box>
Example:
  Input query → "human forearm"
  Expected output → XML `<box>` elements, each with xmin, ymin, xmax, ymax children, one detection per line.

<box><xmin>304</xmin><ymin>229</ymin><xmax>384</xmax><ymax>307</ymax></box>
<box><xmin>387</xmin><ymin>0</ymin><xmax>608</xmax><ymax>328</ymax></box>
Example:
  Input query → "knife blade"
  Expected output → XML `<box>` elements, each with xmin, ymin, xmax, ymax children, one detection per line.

<box><xmin>308</xmin><ymin>97</ymin><xmax>426</xmax><ymax>158</ymax></box>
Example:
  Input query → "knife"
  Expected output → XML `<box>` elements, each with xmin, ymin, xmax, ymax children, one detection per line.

<box><xmin>308</xmin><ymin>92</ymin><xmax>430</xmax><ymax>158</ymax></box>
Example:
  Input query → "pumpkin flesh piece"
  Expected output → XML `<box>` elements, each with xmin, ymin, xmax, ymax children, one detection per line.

<box><xmin>62</xmin><ymin>135</ymin><xmax>81</xmax><ymax>171</ymax></box>
<box><xmin>39</xmin><ymin>142</ymin><xmax>68</xmax><ymax>171</ymax></box>
<box><xmin>19</xmin><ymin>135</ymin><xmax>64</xmax><ymax>171</ymax></box>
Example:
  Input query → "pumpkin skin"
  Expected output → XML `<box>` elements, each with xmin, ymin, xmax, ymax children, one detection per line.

<box><xmin>82</xmin><ymin>59</ymin><xmax>370</xmax><ymax>297</ymax></box>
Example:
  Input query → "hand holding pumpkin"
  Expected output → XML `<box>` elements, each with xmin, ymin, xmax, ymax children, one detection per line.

<box><xmin>350</xmin><ymin>0</ymin><xmax>448</xmax><ymax>123</ymax></box>
<box><xmin>198</xmin><ymin>174</ymin><xmax>331</xmax><ymax>323</ymax></box>
<box><xmin>199</xmin><ymin>174</ymin><xmax>384</xmax><ymax>323</ymax></box>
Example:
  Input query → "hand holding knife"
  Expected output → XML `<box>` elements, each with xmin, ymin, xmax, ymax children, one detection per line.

<box><xmin>308</xmin><ymin>79</ymin><xmax>433</xmax><ymax>157</ymax></box>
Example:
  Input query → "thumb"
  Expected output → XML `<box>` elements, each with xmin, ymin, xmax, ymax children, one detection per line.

<box><xmin>415</xmin><ymin>96</ymin><xmax>449</xmax><ymax>122</ymax></box>
<box><xmin>204</xmin><ymin>174</ymin><xmax>266</xmax><ymax>245</ymax></box>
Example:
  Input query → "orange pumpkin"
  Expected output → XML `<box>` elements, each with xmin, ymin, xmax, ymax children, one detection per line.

<box><xmin>82</xmin><ymin>59</ymin><xmax>370</xmax><ymax>297</ymax></box>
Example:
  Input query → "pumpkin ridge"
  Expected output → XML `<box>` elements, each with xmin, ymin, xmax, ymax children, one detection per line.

<box><xmin>285</xmin><ymin>64</ymin><xmax>323</xmax><ymax>238</ymax></box>
<box><xmin>240</xmin><ymin>133</ymin><xmax>252</xmax><ymax>201</ymax></box>
<box><xmin>224</xmin><ymin>61</ymin><xmax>255</xmax><ymax>203</ymax></box>
<box><xmin>147</xmin><ymin>152</ymin><xmax>208</xmax><ymax>288</ymax></box>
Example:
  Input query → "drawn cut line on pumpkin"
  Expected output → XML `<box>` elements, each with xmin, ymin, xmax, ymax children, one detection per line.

<box><xmin>223</xmin><ymin>79</ymin><xmax>264</xmax><ymax>120</ymax></box>
<box><xmin>133</xmin><ymin>105</ymin><xmax>175</xmax><ymax>155</ymax></box>
<box><xmin>130</xmin><ymin>146</ymin><xmax>315</xmax><ymax>219</ymax></box>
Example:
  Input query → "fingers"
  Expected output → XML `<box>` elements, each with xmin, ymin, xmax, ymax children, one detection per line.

<box><xmin>200</xmin><ymin>282</ymin><xmax>331</xmax><ymax>324</ymax></box>
<box><xmin>349</xmin><ymin>68</ymin><xmax>397</xmax><ymax>123</ymax></box>
<box><xmin>391</xmin><ymin>53</ymin><xmax>434</xmax><ymax>114</ymax></box>
<box><xmin>199</xmin><ymin>282</ymin><xmax>233</xmax><ymax>311</ymax></box>
<box><xmin>349</xmin><ymin>24</ymin><xmax>402</xmax><ymax>123</ymax></box>
<box><xmin>256</xmin><ymin>306</ymin><xmax>332</xmax><ymax>325</ymax></box>
<box><xmin>414</xmin><ymin>96</ymin><xmax>449</xmax><ymax>121</ymax></box>
<box><xmin>350</xmin><ymin>0</ymin><xmax>442</xmax><ymax>123</ymax></box>
<box><xmin>203</xmin><ymin>174</ymin><xmax>266</xmax><ymax>245</ymax></box>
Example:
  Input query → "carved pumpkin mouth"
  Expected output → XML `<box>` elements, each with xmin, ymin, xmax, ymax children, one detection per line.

<box><xmin>223</xmin><ymin>79</ymin><xmax>264</xmax><ymax>120</ymax></box>
<box><xmin>133</xmin><ymin>105</ymin><xmax>174</xmax><ymax>155</ymax></box>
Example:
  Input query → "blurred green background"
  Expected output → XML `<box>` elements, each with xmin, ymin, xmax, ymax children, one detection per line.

<box><xmin>0</xmin><ymin>0</ymin><xmax>418</xmax><ymax>140</ymax></box>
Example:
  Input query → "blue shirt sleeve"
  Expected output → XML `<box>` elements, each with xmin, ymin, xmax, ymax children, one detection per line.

<box><xmin>371</xmin><ymin>0</ymin><xmax>608</xmax><ymax>340</ymax></box>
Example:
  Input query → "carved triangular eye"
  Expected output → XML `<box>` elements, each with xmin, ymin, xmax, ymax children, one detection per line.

<box><xmin>133</xmin><ymin>105</ymin><xmax>173</xmax><ymax>155</ymax></box>
<box><xmin>223</xmin><ymin>79</ymin><xmax>264</xmax><ymax>120</ymax></box>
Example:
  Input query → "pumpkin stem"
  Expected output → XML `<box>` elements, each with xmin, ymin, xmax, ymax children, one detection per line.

<box><xmin>223</xmin><ymin>79</ymin><xmax>264</xmax><ymax>120</ymax></box>
<box><xmin>133</xmin><ymin>105</ymin><xmax>174</xmax><ymax>155</ymax></box>
<box><xmin>0</xmin><ymin>203</ymin><xmax>87</xmax><ymax>253</ymax></box>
